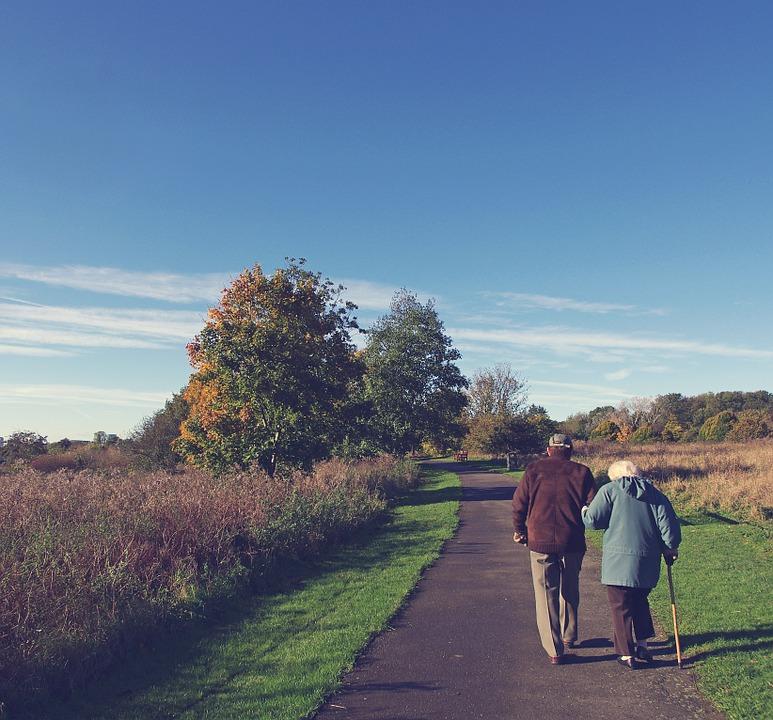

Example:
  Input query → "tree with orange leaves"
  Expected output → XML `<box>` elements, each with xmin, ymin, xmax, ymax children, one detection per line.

<box><xmin>175</xmin><ymin>258</ymin><xmax>361</xmax><ymax>475</ymax></box>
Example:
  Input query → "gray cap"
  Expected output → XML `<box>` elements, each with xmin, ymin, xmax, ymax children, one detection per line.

<box><xmin>548</xmin><ymin>433</ymin><xmax>572</xmax><ymax>448</ymax></box>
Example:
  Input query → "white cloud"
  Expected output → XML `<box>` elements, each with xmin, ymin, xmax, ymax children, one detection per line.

<box><xmin>0</xmin><ymin>263</ymin><xmax>232</xmax><ymax>303</ymax></box>
<box><xmin>338</xmin><ymin>279</ymin><xmax>400</xmax><ymax>311</ymax></box>
<box><xmin>0</xmin><ymin>344</ymin><xmax>74</xmax><ymax>357</ymax></box>
<box><xmin>0</xmin><ymin>303</ymin><xmax>203</xmax><ymax>341</ymax></box>
<box><xmin>0</xmin><ymin>262</ymin><xmax>432</xmax><ymax>313</ymax></box>
<box><xmin>605</xmin><ymin>368</ymin><xmax>633</xmax><ymax>381</ymax></box>
<box><xmin>0</xmin><ymin>384</ymin><xmax>171</xmax><ymax>408</ymax></box>
<box><xmin>449</xmin><ymin>326</ymin><xmax>773</xmax><ymax>360</ymax></box>
<box><xmin>338</xmin><ymin>278</ymin><xmax>437</xmax><ymax>312</ymax></box>
<box><xmin>0</xmin><ymin>327</ymin><xmax>168</xmax><ymax>349</ymax></box>
<box><xmin>530</xmin><ymin>380</ymin><xmax>635</xmax><ymax>398</ymax></box>
<box><xmin>485</xmin><ymin>292</ymin><xmax>666</xmax><ymax>316</ymax></box>
<box><xmin>0</xmin><ymin>302</ymin><xmax>205</xmax><ymax>354</ymax></box>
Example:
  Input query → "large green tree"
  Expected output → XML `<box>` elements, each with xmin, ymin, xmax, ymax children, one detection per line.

<box><xmin>363</xmin><ymin>290</ymin><xmax>468</xmax><ymax>454</ymax></box>
<box><xmin>176</xmin><ymin>259</ymin><xmax>361</xmax><ymax>475</ymax></box>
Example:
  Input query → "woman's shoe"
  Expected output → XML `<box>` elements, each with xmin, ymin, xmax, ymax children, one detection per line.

<box><xmin>616</xmin><ymin>656</ymin><xmax>637</xmax><ymax>670</ymax></box>
<box><xmin>635</xmin><ymin>646</ymin><xmax>654</xmax><ymax>662</ymax></box>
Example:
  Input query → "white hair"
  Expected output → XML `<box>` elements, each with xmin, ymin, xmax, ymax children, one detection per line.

<box><xmin>607</xmin><ymin>460</ymin><xmax>641</xmax><ymax>481</ymax></box>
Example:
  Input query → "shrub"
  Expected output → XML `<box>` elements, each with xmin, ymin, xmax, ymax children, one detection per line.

<box><xmin>0</xmin><ymin>456</ymin><xmax>416</xmax><ymax>710</ymax></box>
<box><xmin>630</xmin><ymin>424</ymin><xmax>655</xmax><ymax>443</ymax></box>
<box><xmin>726</xmin><ymin>409</ymin><xmax>771</xmax><ymax>441</ymax></box>
<box><xmin>699</xmin><ymin>411</ymin><xmax>736</xmax><ymax>441</ymax></box>
<box><xmin>589</xmin><ymin>419</ymin><xmax>620</xmax><ymax>441</ymax></box>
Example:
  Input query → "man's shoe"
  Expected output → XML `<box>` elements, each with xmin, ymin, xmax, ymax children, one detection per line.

<box><xmin>550</xmin><ymin>654</ymin><xmax>575</xmax><ymax>665</ymax></box>
<box><xmin>564</xmin><ymin>640</ymin><xmax>579</xmax><ymax>649</ymax></box>
<box><xmin>635</xmin><ymin>646</ymin><xmax>654</xmax><ymax>662</ymax></box>
<box><xmin>616</xmin><ymin>656</ymin><xmax>637</xmax><ymax>670</ymax></box>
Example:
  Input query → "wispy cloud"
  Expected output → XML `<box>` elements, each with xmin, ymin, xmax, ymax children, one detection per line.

<box><xmin>338</xmin><ymin>278</ymin><xmax>436</xmax><ymax>312</ymax></box>
<box><xmin>528</xmin><ymin>380</ymin><xmax>636</xmax><ymax>413</ymax></box>
<box><xmin>0</xmin><ymin>344</ymin><xmax>74</xmax><ymax>357</ymax></box>
<box><xmin>449</xmin><ymin>326</ymin><xmax>773</xmax><ymax>360</ymax></box>
<box><xmin>605</xmin><ymin>368</ymin><xmax>633</xmax><ymax>381</ymax></box>
<box><xmin>484</xmin><ymin>292</ymin><xmax>666</xmax><ymax>316</ymax></box>
<box><xmin>0</xmin><ymin>302</ymin><xmax>204</xmax><ymax>353</ymax></box>
<box><xmin>0</xmin><ymin>384</ymin><xmax>171</xmax><ymax>407</ymax></box>
<box><xmin>0</xmin><ymin>262</ymin><xmax>428</xmax><ymax>314</ymax></box>
<box><xmin>0</xmin><ymin>303</ymin><xmax>203</xmax><ymax>341</ymax></box>
<box><xmin>0</xmin><ymin>263</ymin><xmax>232</xmax><ymax>303</ymax></box>
<box><xmin>338</xmin><ymin>279</ymin><xmax>401</xmax><ymax>311</ymax></box>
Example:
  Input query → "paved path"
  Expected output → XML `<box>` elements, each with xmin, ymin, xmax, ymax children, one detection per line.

<box><xmin>316</xmin><ymin>463</ymin><xmax>723</xmax><ymax>720</ymax></box>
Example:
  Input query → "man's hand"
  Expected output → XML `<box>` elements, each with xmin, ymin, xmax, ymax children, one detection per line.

<box><xmin>663</xmin><ymin>549</ymin><xmax>678</xmax><ymax>566</ymax></box>
<box><xmin>513</xmin><ymin>532</ymin><xmax>527</xmax><ymax>545</ymax></box>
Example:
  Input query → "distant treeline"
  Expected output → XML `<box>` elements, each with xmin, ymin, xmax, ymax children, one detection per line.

<box><xmin>560</xmin><ymin>391</ymin><xmax>773</xmax><ymax>443</ymax></box>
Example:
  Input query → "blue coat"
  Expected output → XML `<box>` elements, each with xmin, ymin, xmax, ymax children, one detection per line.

<box><xmin>582</xmin><ymin>476</ymin><xmax>681</xmax><ymax>589</ymax></box>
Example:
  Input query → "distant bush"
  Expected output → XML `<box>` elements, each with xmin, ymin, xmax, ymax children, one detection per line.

<box><xmin>630</xmin><ymin>424</ymin><xmax>655</xmax><ymax>443</ymax></box>
<box><xmin>589</xmin><ymin>419</ymin><xmax>620</xmax><ymax>441</ymax></box>
<box><xmin>0</xmin><ymin>456</ymin><xmax>417</xmax><ymax>711</ymax></box>
<box><xmin>726</xmin><ymin>409</ymin><xmax>771</xmax><ymax>441</ymax></box>
<box><xmin>28</xmin><ymin>446</ymin><xmax>133</xmax><ymax>473</ymax></box>
<box><xmin>0</xmin><ymin>431</ymin><xmax>48</xmax><ymax>466</ymax></box>
<box><xmin>699</xmin><ymin>411</ymin><xmax>736</xmax><ymax>441</ymax></box>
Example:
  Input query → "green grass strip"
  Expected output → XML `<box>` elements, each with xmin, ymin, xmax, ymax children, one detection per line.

<box><xmin>45</xmin><ymin>468</ymin><xmax>460</xmax><ymax>720</ymax></box>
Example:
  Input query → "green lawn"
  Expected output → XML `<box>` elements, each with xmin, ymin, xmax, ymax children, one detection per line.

<box><xmin>584</xmin><ymin>511</ymin><xmax>771</xmax><ymax>719</ymax></box>
<box><xmin>648</xmin><ymin>516</ymin><xmax>771</xmax><ymax>719</ymax></box>
<box><xmin>36</xmin><ymin>468</ymin><xmax>461</xmax><ymax>720</ymax></box>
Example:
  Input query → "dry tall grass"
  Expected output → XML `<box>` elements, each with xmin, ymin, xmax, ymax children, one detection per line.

<box><xmin>575</xmin><ymin>439</ymin><xmax>773</xmax><ymax>521</ymax></box>
<box><xmin>0</xmin><ymin>456</ymin><xmax>417</xmax><ymax>709</ymax></box>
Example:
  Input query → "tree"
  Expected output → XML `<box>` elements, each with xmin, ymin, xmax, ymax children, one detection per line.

<box><xmin>559</xmin><ymin>411</ymin><xmax>590</xmax><ymax>440</ymax></box>
<box><xmin>0</xmin><ymin>431</ymin><xmax>48</xmax><ymax>464</ymax></box>
<box><xmin>585</xmin><ymin>405</ymin><xmax>615</xmax><ymax>437</ymax></box>
<box><xmin>660</xmin><ymin>416</ymin><xmax>685</xmax><ymax>442</ymax></box>
<box><xmin>364</xmin><ymin>290</ymin><xmax>468</xmax><ymax>454</ymax></box>
<box><xmin>128</xmin><ymin>391</ymin><xmax>189</xmax><ymax>470</ymax></box>
<box><xmin>698</xmin><ymin>411</ymin><xmax>736</xmax><ymax>441</ymax></box>
<box><xmin>630</xmin><ymin>424</ymin><xmax>655</xmax><ymax>443</ymax></box>
<box><xmin>589</xmin><ymin>419</ymin><xmax>620</xmax><ymax>441</ymax></box>
<box><xmin>466</xmin><ymin>364</ymin><xmax>527</xmax><ymax>419</ymax></box>
<box><xmin>92</xmin><ymin>431</ymin><xmax>107</xmax><ymax>447</ymax></box>
<box><xmin>176</xmin><ymin>259</ymin><xmax>361</xmax><ymax>475</ymax></box>
<box><xmin>726</xmin><ymin>409</ymin><xmax>771</xmax><ymax>441</ymax></box>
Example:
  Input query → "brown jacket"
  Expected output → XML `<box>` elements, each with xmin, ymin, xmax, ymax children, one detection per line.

<box><xmin>512</xmin><ymin>456</ymin><xmax>596</xmax><ymax>554</ymax></box>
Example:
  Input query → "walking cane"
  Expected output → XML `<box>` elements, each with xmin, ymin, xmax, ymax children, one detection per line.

<box><xmin>666</xmin><ymin>563</ymin><xmax>683</xmax><ymax>669</ymax></box>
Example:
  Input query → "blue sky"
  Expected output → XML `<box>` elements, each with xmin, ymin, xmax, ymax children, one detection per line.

<box><xmin>1</xmin><ymin>1</ymin><xmax>772</xmax><ymax>440</ymax></box>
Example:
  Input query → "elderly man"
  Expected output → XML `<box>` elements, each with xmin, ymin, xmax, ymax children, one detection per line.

<box><xmin>512</xmin><ymin>434</ymin><xmax>596</xmax><ymax>664</ymax></box>
<box><xmin>582</xmin><ymin>460</ymin><xmax>681</xmax><ymax>669</ymax></box>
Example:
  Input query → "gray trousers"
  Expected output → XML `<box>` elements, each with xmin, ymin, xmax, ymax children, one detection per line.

<box><xmin>529</xmin><ymin>551</ymin><xmax>584</xmax><ymax>657</ymax></box>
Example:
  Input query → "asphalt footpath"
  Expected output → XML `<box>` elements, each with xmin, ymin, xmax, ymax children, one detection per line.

<box><xmin>315</xmin><ymin>463</ymin><xmax>724</xmax><ymax>720</ymax></box>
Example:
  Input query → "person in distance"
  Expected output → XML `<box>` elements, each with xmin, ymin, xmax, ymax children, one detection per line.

<box><xmin>582</xmin><ymin>460</ymin><xmax>681</xmax><ymax>669</ymax></box>
<box><xmin>511</xmin><ymin>434</ymin><xmax>597</xmax><ymax>665</ymax></box>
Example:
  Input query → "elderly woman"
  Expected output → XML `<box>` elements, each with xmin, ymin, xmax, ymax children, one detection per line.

<box><xmin>582</xmin><ymin>460</ymin><xmax>681</xmax><ymax>669</ymax></box>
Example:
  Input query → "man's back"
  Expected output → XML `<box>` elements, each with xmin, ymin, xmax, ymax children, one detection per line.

<box><xmin>512</xmin><ymin>456</ymin><xmax>596</xmax><ymax>554</ymax></box>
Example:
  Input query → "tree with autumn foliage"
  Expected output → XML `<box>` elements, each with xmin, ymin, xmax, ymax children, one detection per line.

<box><xmin>175</xmin><ymin>259</ymin><xmax>362</xmax><ymax>475</ymax></box>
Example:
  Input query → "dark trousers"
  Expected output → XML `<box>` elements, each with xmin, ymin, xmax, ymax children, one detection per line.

<box><xmin>606</xmin><ymin>585</ymin><xmax>655</xmax><ymax>656</ymax></box>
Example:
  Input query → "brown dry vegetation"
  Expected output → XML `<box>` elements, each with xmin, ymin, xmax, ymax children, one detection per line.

<box><xmin>0</xmin><ymin>456</ymin><xmax>417</xmax><ymax>709</ymax></box>
<box><xmin>575</xmin><ymin>439</ymin><xmax>773</xmax><ymax>521</ymax></box>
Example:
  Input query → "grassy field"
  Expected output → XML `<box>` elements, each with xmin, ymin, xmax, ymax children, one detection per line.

<box><xmin>574</xmin><ymin>442</ymin><xmax>773</xmax><ymax>720</ymax></box>
<box><xmin>32</xmin><ymin>467</ymin><xmax>460</xmax><ymax>720</ymax></box>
